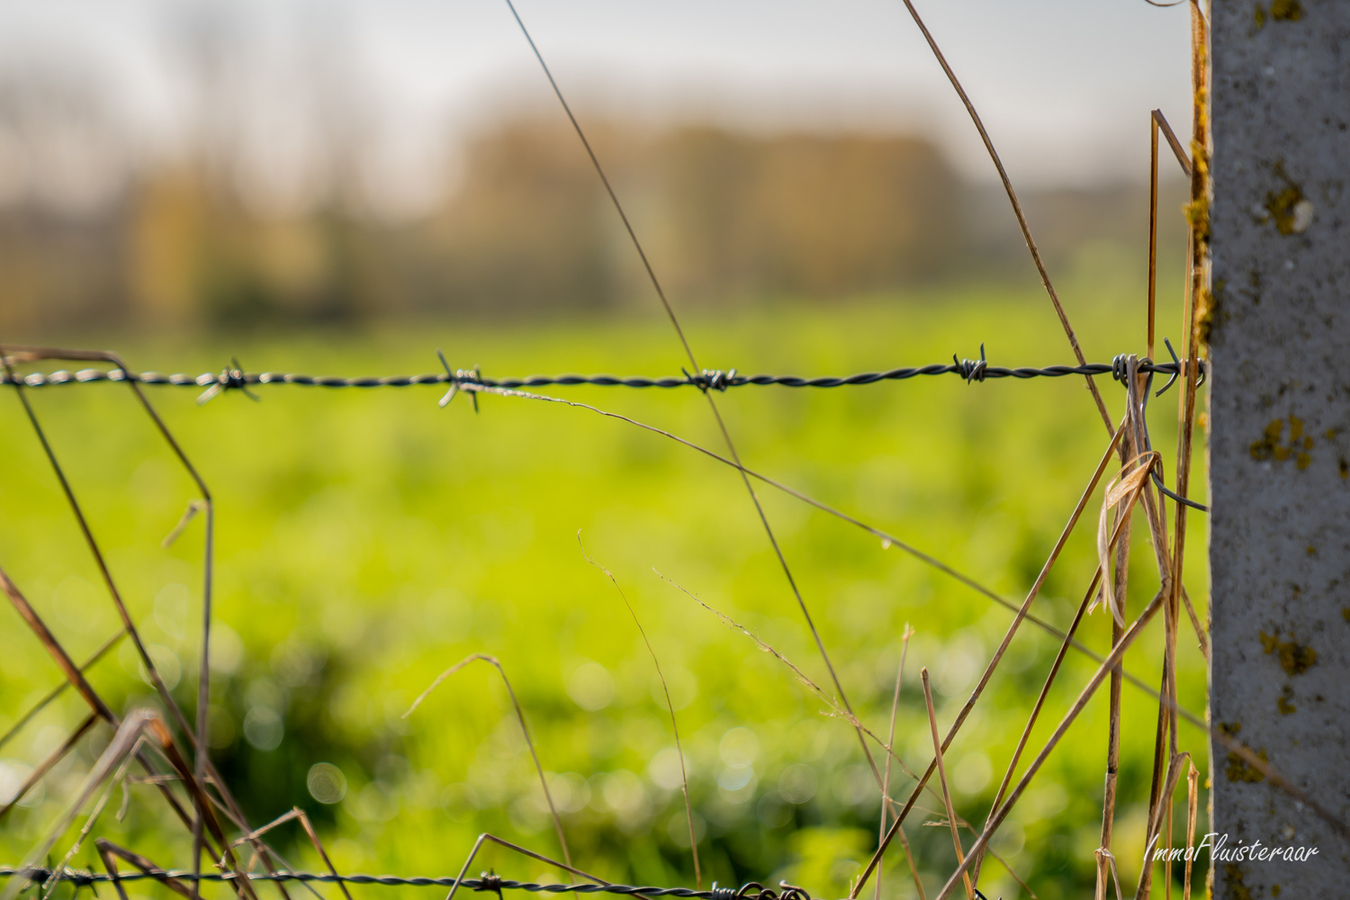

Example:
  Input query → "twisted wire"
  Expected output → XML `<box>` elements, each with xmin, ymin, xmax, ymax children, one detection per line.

<box><xmin>0</xmin><ymin>869</ymin><xmax>864</xmax><ymax>900</ymax></box>
<box><xmin>0</xmin><ymin>356</ymin><xmax>1207</xmax><ymax>394</ymax></box>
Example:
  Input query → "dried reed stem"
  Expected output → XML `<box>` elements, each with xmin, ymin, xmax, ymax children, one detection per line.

<box><xmin>921</xmin><ymin>670</ymin><xmax>973</xmax><ymax>900</ymax></box>
<box><xmin>895</xmin><ymin>0</ymin><xmax>1111</xmax><ymax>433</ymax></box>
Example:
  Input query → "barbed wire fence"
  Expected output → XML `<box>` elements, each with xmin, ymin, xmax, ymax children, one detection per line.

<box><xmin>1</xmin><ymin>2</ymin><xmax>1342</xmax><ymax>900</ymax></box>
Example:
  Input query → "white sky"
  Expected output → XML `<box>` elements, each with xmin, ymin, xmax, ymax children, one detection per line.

<box><xmin>0</xmin><ymin>0</ymin><xmax>1197</xmax><ymax>216</ymax></box>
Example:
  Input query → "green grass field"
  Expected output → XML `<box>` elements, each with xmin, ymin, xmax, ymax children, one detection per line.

<box><xmin>0</xmin><ymin>285</ymin><xmax>1210</xmax><ymax>900</ymax></box>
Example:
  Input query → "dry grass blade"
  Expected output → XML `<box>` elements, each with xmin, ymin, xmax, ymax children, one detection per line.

<box><xmin>1149</xmin><ymin>22</ymin><xmax>1210</xmax><ymax>900</ymax></box>
<box><xmin>0</xmin><ymin>565</ymin><xmax>118</xmax><ymax>722</ymax></box>
<box><xmin>0</xmin><ymin>714</ymin><xmax>98</xmax><ymax>822</ymax></box>
<box><xmin>1151</xmin><ymin>109</ymin><xmax>1192</xmax><ymax>177</ymax></box>
<box><xmin>404</xmin><ymin>654</ymin><xmax>574</xmax><ymax>880</ymax></box>
<box><xmin>864</xmin><ymin>415</ymin><xmax>1138</xmax><ymax>898</ymax></box>
<box><xmin>895</xmin><ymin>828</ymin><xmax>927</xmax><ymax>900</ymax></box>
<box><xmin>578</xmin><ymin>534</ymin><xmax>701</xmax><ymax>888</ymax></box>
<box><xmin>498</xmin><ymin>0</ymin><xmax>889</xmax><ymax>815</ymax></box>
<box><xmin>444</xmin><ymin>833</ymin><xmax>651</xmax><ymax>900</ymax></box>
<box><xmin>984</xmin><ymin>846</ymin><xmax>1038</xmax><ymax>900</ymax></box>
<box><xmin>921</xmin><ymin>670</ymin><xmax>973</xmax><ymax>900</ymax></box>
<box><xmin>0</xmin><ymin>710</ymin><xmax>168</xmax><ymax>900</ymax></box>
<box><xmin>876</xmin><ymin>625</ymin><xmax>918</xmax><ymax>900</ymax></box>
<box><xmin>982</xmin><ymin>521</ymin><xmax>1144</xmax><ymax>872</ymax></box>
<box><xmin>464</xmin><ymin>381</ymin><xmax>1200</xmax><ymax>725</ymax></box>
<box><xmin>232</xmin><ymin>807</ymin><xmax>353</xmax><ymax>900</ymax></box>
<box><xmin>1095</xmin><ymin>388</ymin><xmax>1136</xmax><ymax>900</ymax></box>
<box><xmin>1094</xmin><ymin>849</ymin><xmax>1125</xmax><ymax>900</ymax></box>
<box><xmin>1095</xmin><ymin>575</ymin><xmax>1127</xmax><ymax>900</ymax></box>
<box><xmin>97</xmin><ymin>840</ymin><xmax>194</xmax><ymax>900</ymax></box>
<box><xmin>0</xmin><ymin>563</ymin><xmax>230</xmax><ymax>865</ymax></box>
<box><xmin>894</xmin><ymin>0</ymin><xmax>1111</xmax><ymax>433</ymax></box>
<box><xmin>0</xmin><ymin>630</ymin><xmax>123</xmax><ymax>753</ymax></box>
<box><xmin>656</xmin><ymin>571</ymin><xmax>939</xmax><ymax>794</ymax></box>
<box><xmin>1183</xmin><ymin>762</ymin><xmax>1197</xmax><ymax>900</ymax></box>
<box><xmin>1091</xmin><ymin>452</ymin><xmax>1158</xmax><ymax>625</ymax></box>
<box><xmin>931</xmin><ymin>589</ymin><xmax>1167</xmax><ymax>900</ymax></box>
<box><xmin>1136</xmin><ymin>751</ymin><xmax>1192</xmax><ymax>900</ymax></box>
<box><xmin>41</xmin><ymin>736</ymin><xmax>145</xmax><ymax>900</ymax></box>
<box><xmin>0</xmin><ymin>345</ymin><xmax>285</xmax><ymax>896</ymax></box>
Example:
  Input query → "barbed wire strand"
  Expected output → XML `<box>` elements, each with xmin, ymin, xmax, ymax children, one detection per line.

<box><xmin>0</xmin><ymin>868</ymin><xmax>994</xmax><ymax>900</ymax></box>
<box><xmin>0</xmin><ymin>355</ymin><xmax>1208</xmax><ymax>395</ymax></box>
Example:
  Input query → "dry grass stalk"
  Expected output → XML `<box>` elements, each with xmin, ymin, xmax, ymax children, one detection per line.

<box><xmin>0</xmin><ymin>346</ymin><xmax>293</xmax><ymax>897</ymax></box>
<box><xmin>41</xmin><ymin>736</ymin><xmax>148</xmax><ymax>900</ymax></box>
<box><xmin>579</xmin><ymin>535</ymin><xmax>701</xmax><ymax>889</ymax></box>
<box><xmin>501</xmin><ymin>0</ymin><xmax>893</xmax><ymax>832</ymax></box>
<box><xmin>921</xmin><ymin>670</ymin><xmax>973</xmax><ymax>900</ymax></box>
<box><xmin>404</xmin><ymin>654</ymin><xmax>574</xmax><ymax>880</ymax></box>
<box><xmin>0</xmin><ymin>713</ymin><xmax>97</xmax><ymax>821</ymax></box>
<box><xmin>864</xmin><ymin>415</ymin><xmax>1161</xmax><ymax>897</ymax></box>
<box><xmin>896</xmin><ymin>828</ymin><xmax>928</xmax><ymax>900</ymax></box>
<box><xmin>473</xmin><ymin>380</ymin><xmax>1199</xmax><ymax>723</ymax></box>
<box><xmin>1137</xmin><ymin>19</ymin><xmax>1210</xmax><ymax>900</ymax></box>
<box><xmin>1096</xmin><ymin>367</ymin><xmax>1143</xmax><ymax>900</ymax></box>
<box><xmin>97</xmin><ymin>839</ymin><xmax>194</xmax><ymax>900</ymax></box>
<box><xmin>0</xmin><ymin>630</ymin><xmax>123</xmax><ymax>753</ymax></box>
<box><xmin>931</xmin><ymin>589</ymin><xmax>1168</xmax><ymax>900</ymax></box>
<box><xmin>0</xmin><ymin>563</ymin><xmax>216</xmax><ymax>850</ymax></box>
<box><xmin>445</xmin><ymin>832</ymin><xmax>653</xmax><ymax>900</ymax></box>
<box><xmin>876</xmin><ymin>625</ymin><xmax>919</xmax><ymax>900</ymax></box>
<box><xmin>893</xmin><ymin>0</ymin><xmax>1111</xmax><ymax>432</ymax></box>
<box><xmin>232</xmin><ymin>807</ymin><xmax>355</xmax><ymax>900</ymax></box>
<box><xmin>0</xmin><ymin>710</ymin><xmax>168</xmax><ymax>900</ymax></box>
<box><xmin>1138</xmin><ymin>750</ymin><xmax>1192</xmax><ymax>899</ymax></box>
<box><xmin>1183</xmin><ymin>762</ymin><xmax>1198</xmax><ymax>900</ymax></box>
<box><xmin>1091</xmin><ymin>452</ymin><xmax>1157</xmax><ymax>626</ymax></box>
<box><xmin>1094</xmin><ymin>849</ymin><xmax>1125</xmax><ymax>900</ymax></box>
<box><xmin>1096</xmin><ymin>471</ymin><xmax>1133</xmax><ymax>900</ymax></box>
<box><xmin>979</xmin><ymin>464</ymin><xmax>1153</xmax><ymax>880</ymax></box>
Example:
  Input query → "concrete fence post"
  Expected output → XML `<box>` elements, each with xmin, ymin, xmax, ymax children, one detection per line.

<box><xmin>1208</xmin><ymin>1</ymin><xmax>1349</xmax><ymax>897</ymax></box>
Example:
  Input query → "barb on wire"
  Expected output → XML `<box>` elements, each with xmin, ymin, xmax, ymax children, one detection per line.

<box><xmin>953</xmin><ymin>344</ymin><xmax>986</xmax><ymax>384</ymax></box>
<box><xmin>197</xmin><ymin>357</ymin><xmax>258</xmax><ymax>405</ymax></box>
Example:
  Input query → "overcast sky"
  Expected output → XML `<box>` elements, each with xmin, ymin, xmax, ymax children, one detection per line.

<box><xmin>0</xmin><ymin>0</ymin><xmax>1197</xmax><ymax>215</ymax></box>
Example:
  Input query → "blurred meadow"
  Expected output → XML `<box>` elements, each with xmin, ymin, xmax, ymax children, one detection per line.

<box><xmin>0</xmin><ymin>287</ymin><xmax>1210</xmax><ymax>900</ymax></box>
<box><xmin>0</xmin><ymin>3</ymin><xmax>1211</xmax><ymax>900</ymax></box>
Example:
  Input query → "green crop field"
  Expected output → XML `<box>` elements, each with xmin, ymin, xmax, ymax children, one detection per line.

<box><xmin>0</xmin><ymin>285</ymin><xmax>1209</xmax><ymax>900</ymax></box>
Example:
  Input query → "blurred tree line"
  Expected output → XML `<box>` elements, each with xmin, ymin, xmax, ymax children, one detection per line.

<box><xmin>0</xmin><ymin>61</ymin><xmax>1188</xmax><ymax>336</ymax></box>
